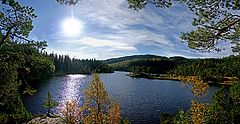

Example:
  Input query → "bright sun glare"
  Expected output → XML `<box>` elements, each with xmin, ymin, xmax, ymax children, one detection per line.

<box><xmin>61</xmin><ymin>17</ymin><xmax>83</xmax><ymax>37</ymax></box>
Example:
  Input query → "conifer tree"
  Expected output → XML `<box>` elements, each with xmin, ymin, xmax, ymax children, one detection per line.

<box><xmin>42</xmin><ymin>91</ymin><xmax>58</xmax><ymax>117</ymax></box>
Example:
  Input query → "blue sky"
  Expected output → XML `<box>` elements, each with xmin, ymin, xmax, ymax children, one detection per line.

<box><xmin>20</xmin><ymin>0</ymin><xmax>234</xmax><ymax>60</ymax></box>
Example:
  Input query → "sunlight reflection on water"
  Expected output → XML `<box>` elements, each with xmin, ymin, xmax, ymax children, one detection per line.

<box><xmin>59</xmin><ymin>74</ymin><xmax>86</xmax><ymax>107</ymax></box>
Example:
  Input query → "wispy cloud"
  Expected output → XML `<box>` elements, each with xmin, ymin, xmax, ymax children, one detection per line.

<box><xmin>27</xmin><ymin>0</ymin><xmax>235</xmax><ymax>59</ymax></box>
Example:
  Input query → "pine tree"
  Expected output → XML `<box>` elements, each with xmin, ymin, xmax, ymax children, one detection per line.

<box><xmin>42</xmin><ymin>91</ymin><xmax>58</xmax><ymax>117</ymax></box>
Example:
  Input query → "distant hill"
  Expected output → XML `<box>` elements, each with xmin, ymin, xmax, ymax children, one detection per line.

<box><xmin>103</xmin><ymin>54</ymin><xmax>168</xmax><ymax>64</ymax></box>
<box><xmin>103</xmin><ymin>54</ymin><xmax>189</xmax><ymax>72</ymax></box>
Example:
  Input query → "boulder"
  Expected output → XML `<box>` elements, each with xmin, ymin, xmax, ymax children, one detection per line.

<box><xmin>27</xmin><ymin>117</ymin><xmax>64</xmax><ymax>124</ymax></box>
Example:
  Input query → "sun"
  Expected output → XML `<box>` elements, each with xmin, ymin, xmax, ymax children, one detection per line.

<box><xmin>61</xmin><ymin>17</ymin><xmax>83</xmax><ymax>37</ymax></box>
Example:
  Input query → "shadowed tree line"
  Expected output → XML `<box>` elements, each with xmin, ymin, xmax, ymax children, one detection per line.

<box><xmin>48</xmin><ymin>53</ymin><xmax>113</xmax><ymax>75</ymax></box>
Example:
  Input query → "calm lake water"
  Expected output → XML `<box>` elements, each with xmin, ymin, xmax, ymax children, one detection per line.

<box><xmin>23</xmin><ymin>71</ymin><xmax>220</xmax><ymax>124</ymax></box>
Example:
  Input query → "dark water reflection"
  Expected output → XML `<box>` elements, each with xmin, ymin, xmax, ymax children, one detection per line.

<box><xmin>23</xmin><ymin>71</ymin><xmax>219</xmax><ymax>124</ymax></box>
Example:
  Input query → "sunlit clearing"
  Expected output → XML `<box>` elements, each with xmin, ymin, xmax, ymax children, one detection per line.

<box><xmin>61</xmin><ymin>17</ymin><xmax>83</xmax><ymax>37</ymax></box>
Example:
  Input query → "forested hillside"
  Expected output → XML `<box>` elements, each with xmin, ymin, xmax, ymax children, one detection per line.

<box><xmin>104</xmin><ymin>54</ymin><xmax>168</xmax><ymax>64</ymax></box>
<box><xmin>172</xmin><ymin>55</ymin><xmax>240</xmax><ymax>82</ymax></box>
<box><xmin>106</xmin><ymin>54</ymin><xmax>240</xmax><ymax>82</ymax></box>
<box><xmin>104</xmin><ymin>55</ymin><xmax>190</xmax><ymax>72</ymax></box>
<box><xmin>104</xmin><ymin>55</ymin><xmax>188</xmax><ymax>73</ymax></box>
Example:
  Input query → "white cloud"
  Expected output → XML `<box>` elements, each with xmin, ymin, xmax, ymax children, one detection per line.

<box><xmin>69</xmin><ymin>0</ymin><xmax>190</xmax><ymax>53</ymax></box>
<box><xmin>55</xmin><ymin>36</ymin><xmax>137</xmax><ymax>51</ymax></box>
<box><xmin>78</xmin><ymin>37</ymin><xmax>137</xmax><ymax>51</ymax></box>
<box><xmin>46</xmin><ymin>0</ymin><xmax>234</xmax><ymax>59</ymax></box>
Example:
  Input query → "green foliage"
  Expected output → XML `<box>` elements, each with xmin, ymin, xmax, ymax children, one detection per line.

<box><xmin>0</xmin><ymin>42</ymin><xmax>55</xmax><ymax>123</ymax></box>
<box><xmin>172</xmin><ymin>56</ymin><xmax>240</xmax><ymax>82</ymax></box>
<box><xmin>208</xmin><ymin>87</ymin><xmax>231</xmax><ymax>123</ymax></box>
<box><xmin>230</xmin><ymin>83</ymin><xmax>240</xmax><ymax>123</ymax></box>
<box><xmin>207</xmin><ymin>84</ymin><xmax>240</xmax><ymax>123</ymax></box>
<box><xmin>0</xmin><ymin>48</ymin><xmax>33</xmax><ymax>123</ymax></box>
<box><xmin>0</xmin><ymin>0</ymin><xmax>37</xmax><ymax>47</ymax></box>
<box><xmin>180</xmin><ymin>0</ymin><xmax>240</xmax><ymax>52</ymax></box>
<box><xmin>0</xmin><ymin>42</ymin><xmax>55</xmax><ymax>86</ymax></box>
<box><xmin>173</xmin><ymin>109</ymin><xmax>190</xmax><ymax>124</ymax></box>
<box><xmin>42</xmin><ymin>91</ymin><xmax>58</xmax><ymax>117</ymax></box>
<box><xmin>160</xmin><ymin>109</ymin><xmax>192</xmax><ymax>124</ymax></box>
<box><xmin>128</xmin><ymin>0</ymin><xmax>172</xmax><ymax>10</ymax></box>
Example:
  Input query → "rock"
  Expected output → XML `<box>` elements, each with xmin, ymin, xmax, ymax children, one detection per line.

<box><xmin>27</xmin><ymin>117</ymin><xmax>64</xmax><ymax>124</ymax></box>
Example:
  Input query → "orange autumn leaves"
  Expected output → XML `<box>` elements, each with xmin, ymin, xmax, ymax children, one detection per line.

<box><xmin>60</xmin><ymin>100</ymin><xmax>81</xmax><ymax>124</ymax></box>
<box><xmin>190</xmin><ymin>100</ymin><xmax>208</xmax><ymax>124</ymax></box>
<box><xmin>60</xmin><ymin>73</ymin><xmax>121</xmax><ymax>124</ymax></box>
<box><xmin>179</xmin><ymin>76</ymin><xmax>208</xmax><ymax>97</ymax></box>
<box><xmin>179</xmin><ymin>76</ymin><xmax>209</xmax><ymax>124</ymax></box>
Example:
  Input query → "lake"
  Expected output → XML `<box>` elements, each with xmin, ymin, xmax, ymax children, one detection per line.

<box><xmin>23</xmin><ymin>71</ymin><xmax>220</xmax><ymax>124</ymax></box>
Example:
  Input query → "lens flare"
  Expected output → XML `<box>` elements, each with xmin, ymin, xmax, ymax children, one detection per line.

<box><xmin>61</xmin><ymin>17</ymin><xmax>83</xmax><ymax>37</ymax></box>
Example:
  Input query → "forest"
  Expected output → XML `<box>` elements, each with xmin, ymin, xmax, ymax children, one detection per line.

<box><xmin>171</xmin><ymin>55</ymin><xmax>240</xmax><ymax>82</ymax></box>
<box><xmin>106</xmin><ymin>55</ymin><xmax>240</xmax><ymax>83</ymax></box>
<box><xmin>48</xmin><ymin>53</ymin><xmax>113</xmax><ymax>74</ymax></box>
<box><xmin>104</xmin><ymin>55</ymin><xmax>188</xmax><ymax>72</ymax></box>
